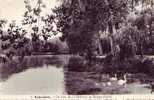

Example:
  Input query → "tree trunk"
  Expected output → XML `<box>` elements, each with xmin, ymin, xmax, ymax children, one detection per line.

<box><xmin>109</xmin><ymin>36</ymin><xmax>113</xmax><ymax>54</ymax></box>
<box><xmin>78</xmin><ymin>0</ymin><xmax>86</xmax><ymax>12</ymax></box>
<box><xmin>108</xmin><ymin>20</ymin><xmax>113</xmax><ymax>34</ymax></box>
<box><xmin>132</xmin><ymin>0</ymin><xmax>134</xmax><ymax>11</ymax></box>
<box><xmin>151</xmin><ymin>0</ymin><xmax>153</xmax><ymax>7</ymax></box>
<box><xmin>149</xmin><ymin>0</ymin><xmax>153</xmax><ymax>36</ymax></box>
<box><xmin>142</xmin><ymin>0</ymin><xmax>144</xmax><ymax>10</ymax></box>
<box><xmin>108</xmin><ymin>20</ymin><xmax>114</xmax><ymax>54</ymax></box>
<box><xmin>98</xmin><ymin>39</ymin><xmax>103</xmax><ymax>55</ymax></box>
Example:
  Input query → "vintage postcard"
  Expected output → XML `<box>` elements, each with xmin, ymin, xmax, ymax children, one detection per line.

<box><xmin>0</xmin><ymin>0</ymin><xmax>154</xmax><ymax>99</ymax></box>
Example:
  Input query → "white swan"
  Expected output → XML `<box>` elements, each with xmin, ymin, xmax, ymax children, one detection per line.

<box><xmin>100</xmin><ymin>81</ymin><xmax>111</xmax><ymax>86</ymax></box>
<box><xmin>95</xmin><ymin>82</ymin><xmax>100</xmax><ymax>86</ymax></box>
<box><xmin>106</xmin><ymin>81</ymin><xmax>112</xmax><ymax>86</ymax></box>
<box><xmin>105</xmin><ymin>74</ymin><xmax>117</xmax><ymax>86</ymax></box>
<box><xmin>150</xmin><ymin>82</ymin><xmax>154</xmax><ymax>93</ymax></box>
<box><xmin>117</xmin><ymin>74</ymin><xmax>127</xmax><ymax>86</ymax></box>
<box><xmin>110</xmin><ymin>74</ymin><xmax>117</xmax><ymax>81</ymax></box>
<box><xmin>101</xmin><ymin>73</ymin><xmax>127</xmax><ymax>87</ymax></box>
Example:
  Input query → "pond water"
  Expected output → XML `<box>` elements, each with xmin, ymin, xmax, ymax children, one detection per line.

<box><xmin>0</xmin><ymin>55</ymin><xmax>153</xmax><ymax>94</ymax></box>
<box><xmin>0</xmin><ymin>66</ymin><xmax>65</xmax><ymax>95</ymax></box>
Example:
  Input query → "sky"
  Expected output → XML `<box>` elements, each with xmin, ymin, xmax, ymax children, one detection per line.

<box><xmin>0</xmin><ymin>0</ymin><xmax>61</xmax><ymax>38</ymax></box>
<box><xmin>0</xmin><ymin>0</ymin><xmax>59</xmax><ymax>23</ymax></box>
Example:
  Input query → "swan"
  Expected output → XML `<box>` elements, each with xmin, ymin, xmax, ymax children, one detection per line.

<box><xmin>104</xmin><ymin>74</ymin><xmax>117</xmax><ymax>86</ymax></box>
<box><xmin>106</xmin><ymin>81</ymin><xmax>112</xmax><ymax>86</ymax></box>
<box><xmin>110</xmin><ymin>74</ymin><xmax>117</xmax><ymax>81</ymax></box>
<box><xmin>95</xmin><ymin>82</ymin><xmax>100</xmax><ymax>86</ymax></box>
<box><xmin>100</xmin><ymin>81</ymin><xmax>111</xmax><ymax>86</ymax></box>
<box><xmin>117</xmin><ymin>74</ymin><xmax>127</xmax><ymax>86</ymax></box>
<box><xmin>150</xmin><ymin>82</ymin><xmax>154</xmax><ymax>93</ymax></box>
<box><xmin>101</xmin><ymin>74</ymin><xmax>127</xmax><ymax>87</ymax></box>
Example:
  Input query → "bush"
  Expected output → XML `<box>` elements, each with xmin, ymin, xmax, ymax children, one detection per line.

<box><xmin>41</xmin><ymin>42</ymin><xmax>59</xmax><ymax>53</ymax></box>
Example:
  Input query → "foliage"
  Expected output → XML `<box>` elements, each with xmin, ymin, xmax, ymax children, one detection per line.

<box><xmin>53</xmin><ymin>0</ymin><xmax>129</xmax><ymax>56</ymax></box>
<box><xmin>0</xmin><ymin>21</ymin><xmax>31</xmax><ymax>59</ymax></box>
<box><xmin>0</xmin><ymin>0</ymin><xmax>154</xmax><ymax>60</ymax></box>
<box><xmin>22</xmin><ymin>0</ymin><xmax>58</xmax><ymax>53</ymax></box>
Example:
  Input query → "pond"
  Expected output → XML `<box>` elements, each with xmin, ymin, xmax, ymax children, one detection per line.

<box><xmin>0</xmin><ymin>55</ymin><xmax>153</xmax><ymax>95</ymax></box>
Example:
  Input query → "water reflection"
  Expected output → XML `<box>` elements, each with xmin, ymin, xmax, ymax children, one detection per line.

<box><xmin>0</xmin><ymin>55</ymin><xmax>68</xmax><ymax>95</ymax></box>
<box><xmin>0</xmin><ymin>66</ymin><xmax>65</xmax><ymax>95</ymax></box>
<box><xmin>64</xmin><ymin>57</ymin><xmax>153</xmax><ymax>94</ymax></box>
<box><xmin>0</xmin><ymin>55</ymin><xmax>153</xmax><ymax>94</ymax></box>
<box><xmin>0</xmin><ymin>55</ymin><xmax>67</xmax><ymax>80</ymax></box>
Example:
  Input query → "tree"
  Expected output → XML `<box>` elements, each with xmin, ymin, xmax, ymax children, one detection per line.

<box><xmin>0</xmin><ymin>20</ymin><xmax>29</xmax><ymax>61</ymax></box>
<box><xmin>53</xmin><ymin>0</ymin><xmax>129</xmax><ymax>58</ymax></box>
<box><xmin>22</xmin><ymin>0</ymin><xmax>57</xmax><ymax>53</ymax></box>
<box><xmin>22</xmin><ymin>0</ymin><xmax>43</xmax><ymax>52</ymax></box>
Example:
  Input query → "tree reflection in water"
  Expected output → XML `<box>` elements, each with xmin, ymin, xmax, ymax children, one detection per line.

<box><xmin>64</xmin><ymin>57</ymin><xmax>152</xmax><ymax>94</ymax></box>
<box><xmin>0</xmin><ymin>55</ymin><xmax>153</xmax><ymax>94</ymax></box>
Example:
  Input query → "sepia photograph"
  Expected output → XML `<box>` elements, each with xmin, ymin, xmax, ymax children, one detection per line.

<box><xmin>0</xmin><ymin>0</ymin><xmax>154</xmax><ymax>95</ymax></box>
